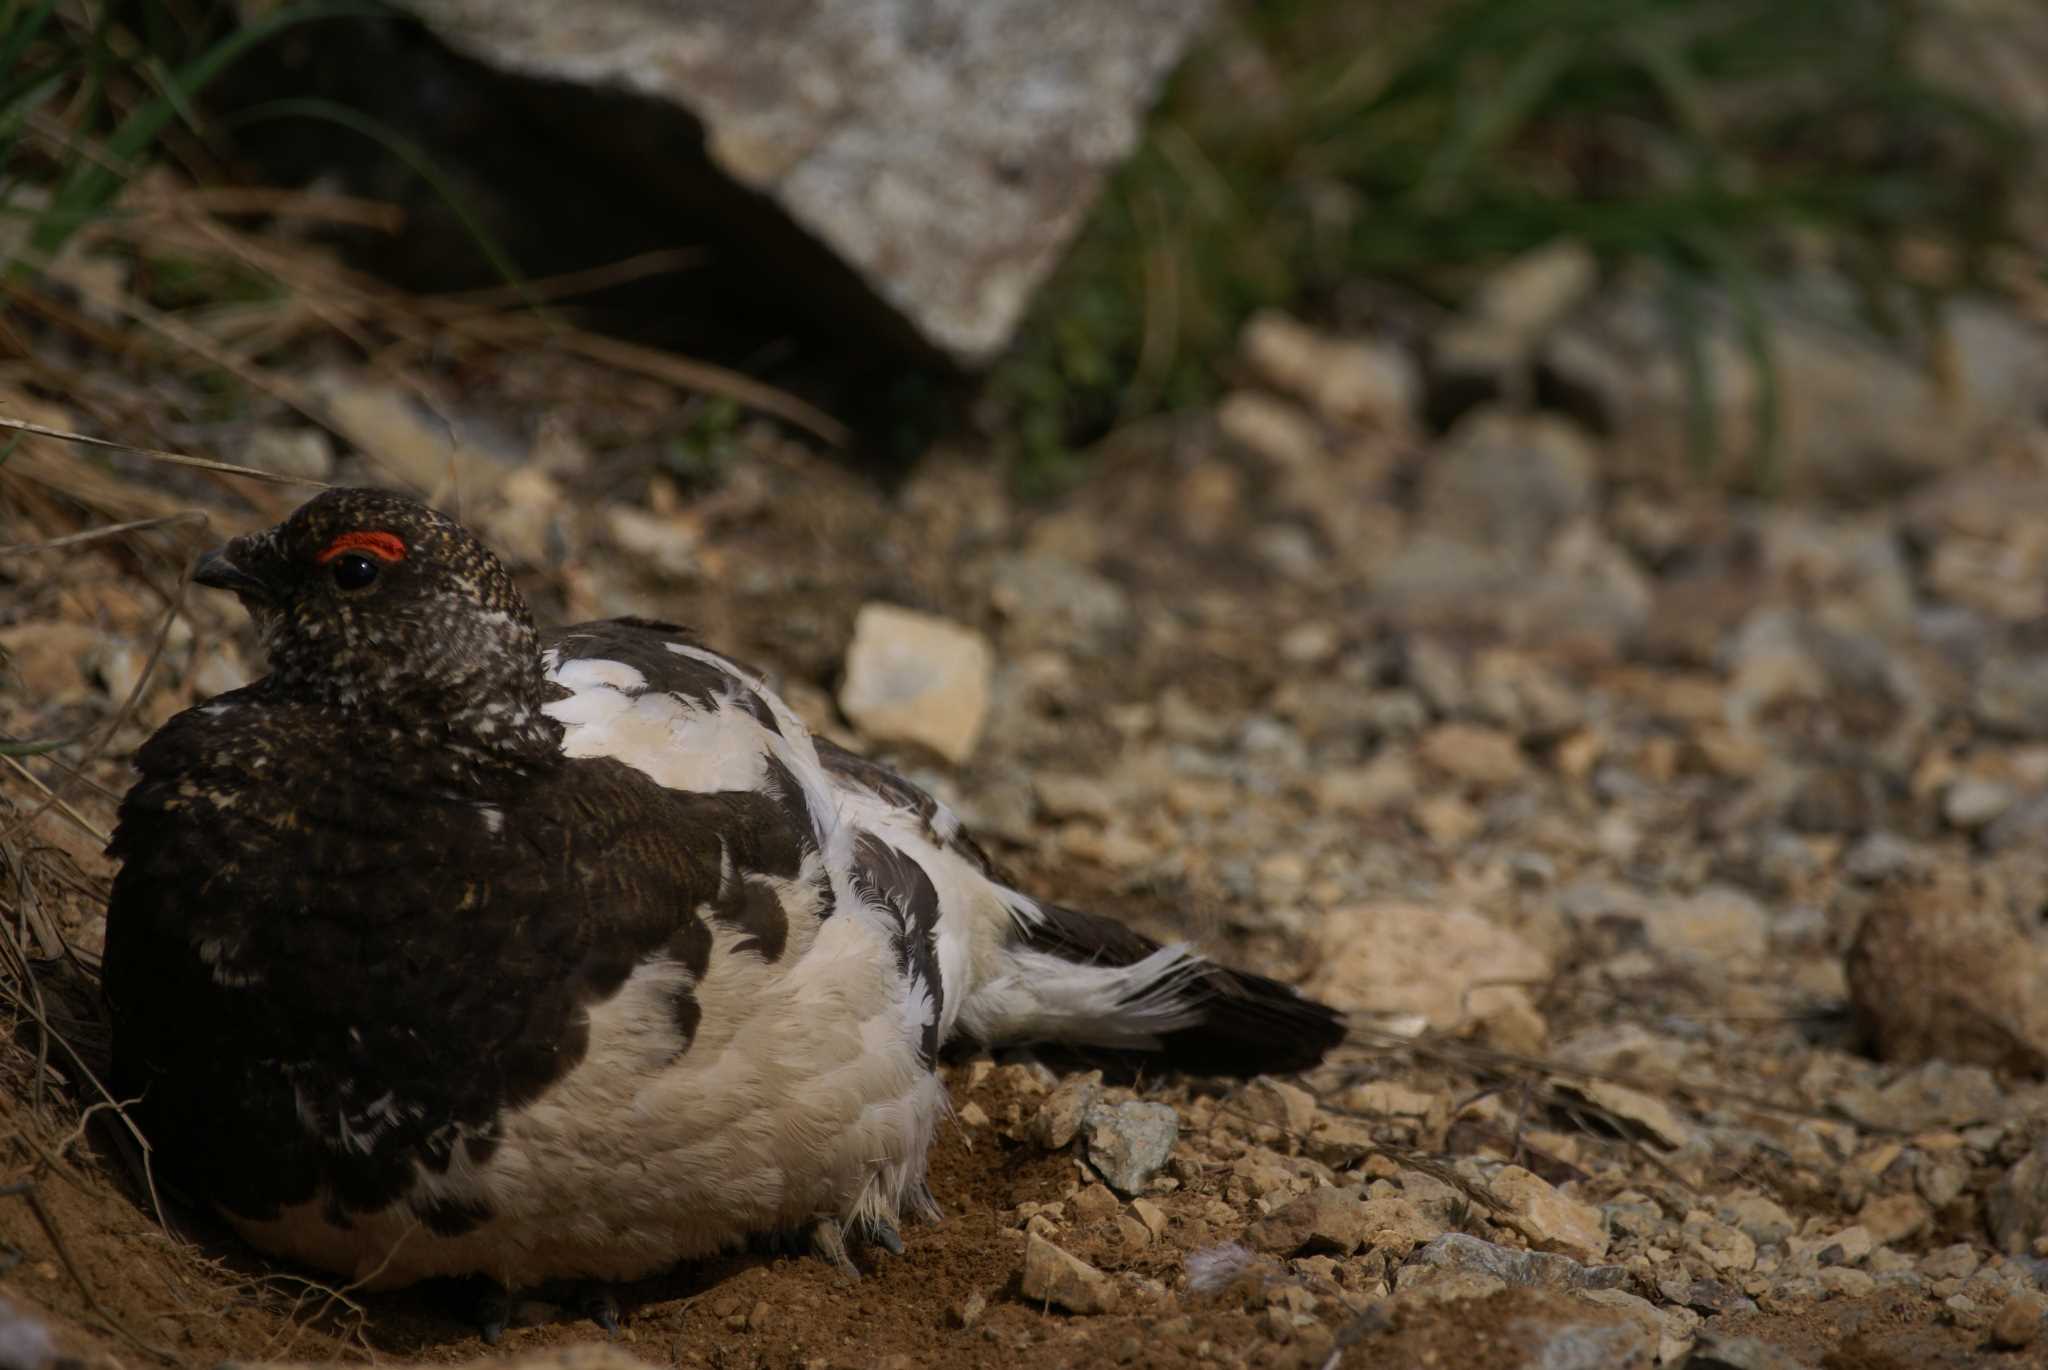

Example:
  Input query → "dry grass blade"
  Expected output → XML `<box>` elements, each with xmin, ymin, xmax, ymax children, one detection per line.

<box><xmin>1339</xmin><ymin>1022</ymin><xmax>1843</xmax><ymax>1129</ymax></box>
<box><xmin>422</xmin><ymin>245</ymin><xmax>707</xmax><ymax>314</ymax></box>
<box><xmin>0</xmin><ymin>417</ymin><xmax>324</xmax><ymax>487</ymax></box>
<box><xmin>123</xmin><ymin>186</ymin><xmax>406</xmax><ymax>231</ymax></box>
<box><xmin>0</xmin><ymin>513</ymin><xmax>206</xmax><ymax>555</ymax></box>
<box><xmin>0</xmin><ymin>755</ymin><xmax>109</xmax><ymax>849</ymax></box>
<box><xmin>496</xmin><ymin>322</ymin><xmax>850</xmax><ymax>447</ymax></box>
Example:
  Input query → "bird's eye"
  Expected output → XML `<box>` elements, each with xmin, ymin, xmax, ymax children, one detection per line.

<box><xmin>331</xmin><ymin>552</ymin><xmax>380</xmax><ymax>590</ymax></box>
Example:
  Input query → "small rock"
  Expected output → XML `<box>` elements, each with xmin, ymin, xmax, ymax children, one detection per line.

<box><xmin>1031</xmin><ymin>1072</ymin><xmax>1102</xmax><ymax>1150</ymax></box>
<box><xmin>1560</xmin><ymin>1080</ymin><xmax>1693</xmax><ymax>1150</ymax></box>
<box><xmin>1033</xmin><ymin>772</ymin><xmax>1119</xmax><ymax>821</ymax></box>
<box><xmin>1309</xmin><ymin>902</ymin><xmax>1551</xmax><ymax>1034</ymax></box>
<box><xmin>1726</xmin><ymin>1196</ymin><xmax>1797</xmax><ymax>1247</ymax></box>
<box><xmin>1638</xmin><ymin>886</ymin><xmax>1769</xmax><ymax>965</ymax></box>
<box><xmin>1493</xmin><ymin>1166</ymin><xmax>1610</xmax><ymax>1263</ymax></box>
<box><xmin>1021</xmin><ymin>1233</ymin><xmax>1118</xmax><ymax>1315</ymax></box>
<box><xmin>1858</xmin><ymin>1192</ymin><xmax>1930</xmax><ymax>1247</ymax></box>
<box><xmin>1509</xmin><ymin>1305</ymin><xmax>1657</xmax><ymax>1370</ymax></box>
<box><xmin>1574</xmin><ymin>1288</ymin><xmax>1666</xmax><ymax>1361</ymax></box>
<box><xmin>1313</xmin><ymin>754</ymin><xmax>1420</xmax><ymax>815</ymax></box>
<box><xmin>1219</xmin><ymin>390</ymin><xmax>1326</xmax><ymax>469</ymax></box>
<box><xmin>1920</xmin><ymin>1243</ymin><xmax>1982</xmax><ymax>1281</ymax></box>
<box><xmin>1130</xmin><ymin>1197</ymin><xmax>1169</xmax><ymax>1240</ymax></box>
<box><xmin>1418</xmin><ymin>722</ymin><xmax>1529</xmax><ymax>786</ymax></box>
<box><xmin>1681</xmin><ymin>1333</ymin><xmax>1818</xmax><ymax>1370</ymax></box>
<box><xmin>1817</xmin><ymin>1266</ymin><xmax>1875</xmax><ymax>1298</ymax></box>
<box><xmin>947</xmin><ymin>1291</ymin><xmax>987</xmax><ymax>1329</ymax></box>
<box><xmin>1683</xmin><ymin>1217</ymin><xmax>1758</xmax><ymax>1274</ymax></box>
<box><xmin>1412</xmin><ymin>793</ymin><xmax>1484</xmax><ymax>847</ymax></box>
<box><xmin>1846</xmin><ymin>869</ymin><xmax>2048</xmax><ymax>1073</ymax></box>
<box><xmin>1836</xmin><ymin>1061</ymin><xmax>2007</xmax><ymax>1133</ymax></box>
<box><xmin>1473</xmin><ymin>240</ymin><xmax>1601</xmax><ymax>338</ymax></box>
<box><xmin>839</xmin><ymin>603</ymin><xmax>994</xmax><ymax>764</ymax></box>
<box><xmin>1944</xmin><ymin>777</ymin><xmax>2018</xmax><ymax>830</ymax></box>
<box><xmin>987</xmin><ymin>553</ymin><xmax>1131</xmax><ymax>653</ymax></box>
<box><xmin>1415</xmin><ymin>409</ymin><xmax>1599</xmax><ymax>557</ymax></box>
<box><xmin>1992</xmin><ymin>1138</ymin><xmax>2048</xmax><ymax>1256</ymax></box>
<box><xmin>1841</xmin><ymin>831</ymin><xmax>1929</xmax><ymax>884</ymax></box>
<box><xmin>1084</xmin><ymin>1100</ymin><xmax>1179</xmax><ymax>1197</ymax></box>
<box><xmin>605</xmin><ymin>502</ymin><xmax>701</xmax><ymax>578</ymax></box>
<box><xmin>1067</xmin><ymin>1183</ymin><xmax>1121</xmax><ymax>1225</ymax></box>
<box><xmin>1401</xmin><ymin>1232</ymin><xmax>1626</xmax><ymax>1292</ymax></box>
<box><xmin>1245</xmin><ymin>1187</ymin><xmax>1373</xmax><ymax>1256</ymax></box>
<box><xmin>1991</xmin><ymin>1290</ymin><xmax>2047</xmax><ymax>1349</ymax></box>
<box><xmin>1241</xmin><ymin>310</ymin><xmax>1421</xmax><ymax>427</ymax></box>
<box><xmin>1239</xmin><ymin>1077</ymin><xmax>1319</xmax><ymax>1137</ymax></box>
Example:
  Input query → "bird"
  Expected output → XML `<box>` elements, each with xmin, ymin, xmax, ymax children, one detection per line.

<box><xmin>102</xmin><ymin>486</ymin><xmax>1345</xmax><ymax>1321</ymax></box>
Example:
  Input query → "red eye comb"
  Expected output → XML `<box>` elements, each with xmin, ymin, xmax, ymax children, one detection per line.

<box><xmin>316</xmin><ymin>531</ymin><xmax>407</xmax><ymax>564</ymax></box>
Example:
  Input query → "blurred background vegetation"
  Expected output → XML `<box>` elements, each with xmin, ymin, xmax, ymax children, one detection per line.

<box><xmin>1</xmin><ymin>0</ymin><xmax>2040</xmax><ymax>484</ymax></box>
<box><xmin>992</xmin><ymin>0</ymin><xmax>2034</xmax><ymax>480</ymax></box>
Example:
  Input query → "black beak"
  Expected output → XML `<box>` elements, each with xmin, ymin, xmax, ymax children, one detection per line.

<box><xmin>194</xmin><ymin>547</ymin><xmax>273</xmax><ymax>601</ymax></box>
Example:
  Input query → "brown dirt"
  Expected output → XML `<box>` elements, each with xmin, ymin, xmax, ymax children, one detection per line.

<box><xmin>9</xmin><ymin>296</ymin><xmax>2048</xmax><ymax>1369</ymax></box>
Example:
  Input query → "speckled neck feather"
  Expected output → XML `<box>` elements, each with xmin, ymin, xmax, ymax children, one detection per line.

<box><xmin>220</xmin><ymin>488</ymin><xmax>559</xmax><ymax>769</ymax></box>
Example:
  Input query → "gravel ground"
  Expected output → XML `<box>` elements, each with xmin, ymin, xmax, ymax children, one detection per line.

<box><xmin>7</xmin><ymin>287</ymin><xmax>2048</xmax><ymax>1368</ymax></box>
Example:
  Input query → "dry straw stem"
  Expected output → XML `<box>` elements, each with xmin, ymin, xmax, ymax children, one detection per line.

<box><xmin>65</xmin><ymin>183</ymin><xmax>849</xmax><ymax>446</ymax></box>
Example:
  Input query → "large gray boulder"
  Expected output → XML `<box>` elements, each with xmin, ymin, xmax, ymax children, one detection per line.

<box><xmin>389</xmin><ymin>0</ymin><xmax>1216</xmax><ymax>365</ymax></box>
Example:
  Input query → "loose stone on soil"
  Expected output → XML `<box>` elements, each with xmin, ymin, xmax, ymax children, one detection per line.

<box><xmin>1083</xmin><ymin>1100</ymin><xmax>1179</xmax><ymax>1196</ymax></box>
<box><xmin>838</xmin><ymin>603</ymin><xmax>994</xmax><ymax>764</ymax></box>
<box><xmin>1021</xmin><ymin>1233</ymin><xmax>1120</xmax><ymax>1315</ymax></box>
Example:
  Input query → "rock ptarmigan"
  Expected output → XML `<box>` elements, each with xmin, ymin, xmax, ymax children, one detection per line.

<box><xmin>103</xmin><ymin>487</ymin><xmax>1344</xmax><ymax>1308</ymax></box>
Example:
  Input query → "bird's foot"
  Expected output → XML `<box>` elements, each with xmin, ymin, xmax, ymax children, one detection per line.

<box><xmin>475</xmin><ymin>1287</ymin><xmax>512</xmax><ymax>1346</ymax></box>
<box><xmin>579</xmin><ymin>1286</ymin><xmax>623</xmax><ymax>1337</ymax></box>
<box><xmin>810</xmin><ymin>1217</ymin><xmax>859</xmax><ymax>1279</ymax></box>
<box><xmin>862</xmin><ymin>1216</ymin><xmax>905</xmax><ymax>1257</ymax></box>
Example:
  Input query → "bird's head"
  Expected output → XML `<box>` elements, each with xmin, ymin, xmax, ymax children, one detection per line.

<box><xmin>198</xmin><ymin>488</ymin><xmax>552</xmax><ymax>752</ymax></box>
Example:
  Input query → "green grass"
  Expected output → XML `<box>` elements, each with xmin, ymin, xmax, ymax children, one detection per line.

<box><xmin>989</xmin><ymin>0</ymin><xmax>2030</xmax><ymax>482</ymax></box>
<box><xmin>0</xmin><ymin>0</ymin><xmax>396</xmax><ymax>276</ymax></box>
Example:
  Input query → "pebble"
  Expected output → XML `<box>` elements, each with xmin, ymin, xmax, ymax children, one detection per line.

<box><xmin>1418</xmin><ymin>722</ymin><xmax>1529</xmax><ymax>786</ymax></box>
<box><xmin>1238</xmin><ymin>1077</ymin><xmax>1319</xmax><ymax>1137</ymax></box>
<box><xmin>1943</xmin><ymin>777</ymin><xmax>2018</xmax><ymax>829</ymax></box>
<box><xmin>1991</xmin><ymin>1290</ymin><xmax>2047</xmax><ymax>1348</ymax></box>
<box><xmin>1637</xmin><ymin>886</ymin><xmax>1769</xmax><ymax>965</ymax></box>
<box><xmin>1083</xmin><ymin>1100</ymin><xmax>1179</xmax><ymax>1196</ymax></box>
<box><xmin>838</xmin><ymin>603</ymin><xmax>994</xmax><ymax>764</ymax></box>
<box><xmin>1402</xmin><ymin>1232</ymin><xmax>1626</xmax><ymax>1292</ymax></box>
<box><xmin>1031</xmin><ymin>1073</ymin><xmax>1102</xmax><ymax>1150</ymax></box>
<box><xmin>1020</xmin><ymin>1233</ymin><xmax>1119</xmax><ymax>1314</ymax></box>
<box><xmin>1493</xmin><ymin>1166</ymin><xmax>1611</xmax><ymax>1262</ymax></box>
<box><xmin>1682</xmin><ymin>1333</ymin><xmax>1818</xmax><ymax>1370</ymax></box>
<box><xmin>1244</xmin><ymin>1187</ymin><xmax>1374</xmax><ymax>1256</ymax></box>
<box><xmin>1308</xmin><ymin>902</ymin><xmax>1551</xmax><ymax>1033</ymax></box>
<box><xmin>1921</xmin><ymin>1242</ymin><xmax>1983</xmax><ymax>1281</ymax></box>
<box><xmin>1846</xmin><ymin>871</ymin><xmax>2048</xmax><ymax>1073</ymax></box>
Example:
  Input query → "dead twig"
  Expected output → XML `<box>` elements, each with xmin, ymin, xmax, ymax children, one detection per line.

<box><xmin>0</xmin><ymin>416</ymin><xmax>323</xmax><ymax>487</ymax></box>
